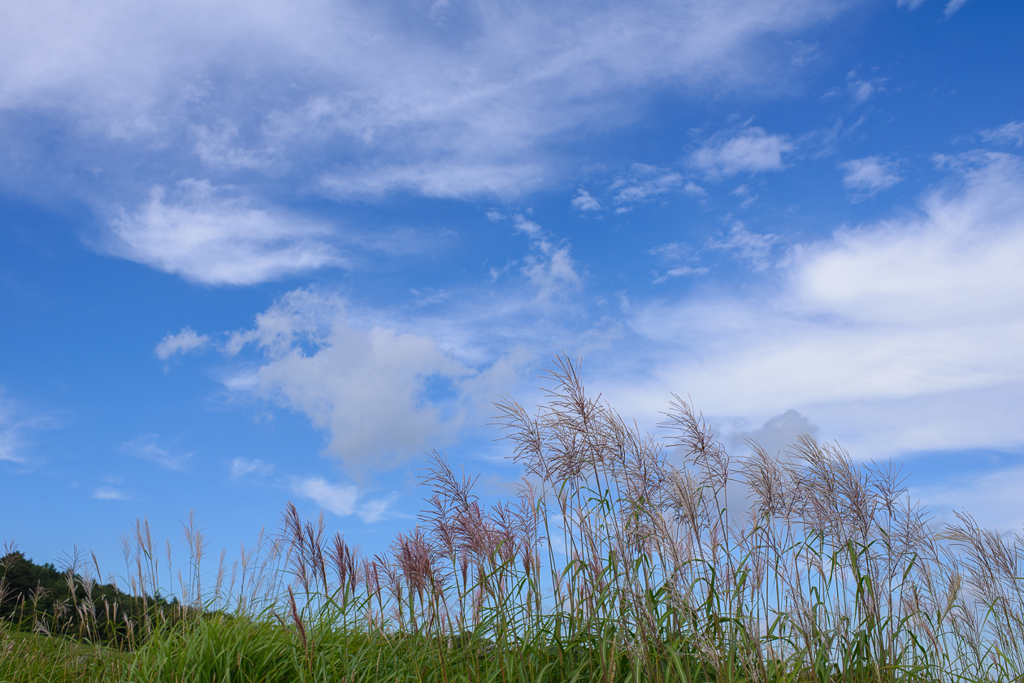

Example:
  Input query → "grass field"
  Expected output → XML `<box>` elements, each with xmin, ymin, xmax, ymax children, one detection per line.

<box><xmin>3</xmin><ymin>358</ymin><xmax>1023</xmax><ymax>682</ymax></box>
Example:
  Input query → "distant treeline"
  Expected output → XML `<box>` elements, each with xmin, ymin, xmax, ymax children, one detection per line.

<box><xmin>0</xmin><ymin>551</ymin><xmax>183</xmax><ymax>646</ymax></box>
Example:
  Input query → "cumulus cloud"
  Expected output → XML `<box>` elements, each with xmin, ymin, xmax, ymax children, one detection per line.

<box><xmin>1</xmin><ymin>0</ymin><xmax>860</xmax><ymax>200</ymax></box>
<box><xmin>155</xmin><ymin>327</ymin><xmax>211</xmax><ymax>360</ymax></box>
<box><xmin>213</xmin><ymin>280</ymin><xmax>575</xmax><ymax>476</ymax></box>
<box><xmin>839</xmin><ymin>156</ymin><xmax>902</xmax><ymax>196</ymax></box>
<box><xmin>726</xmin><ymin>409</ymin><xmax>820</xmax><ymax>456</ymax></box>
<box><xmin>105</xmin><ymin>179</ymin><xmax>343</xmax><ymax>286</ymax></box>
<box><xmin>689</xmin><ymin>127</ymin><xmax>794</xmax><ymax>178</ymax></box>
<box><xmin>122</xmin><ymin>434</ymin><xmax>193</xmax><ymax>471</ymax></box>
<box><xmin>625</xmin><ymin>152</ymin><xmax>1024</xmax><ymax>459</ymax></box>
<box><xmin>291</xmin><ymin>476</ymin><xmax>397</xmax><ymax>523</ymax></box>
<box><xmin>225</xmin><ymin>289</ymin><xmax>472</xmax><ymax>475</ymax></box>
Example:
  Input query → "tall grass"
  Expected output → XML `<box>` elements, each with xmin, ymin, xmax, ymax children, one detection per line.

<box><xmin>4</xmin><ymin>356</ymin><xmax>1023</xmax><ymax>682</ymax></box>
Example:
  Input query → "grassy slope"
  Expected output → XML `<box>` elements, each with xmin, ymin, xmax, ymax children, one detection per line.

<box><xmin>0</xmin><ymin>623</ymin><xmax>125</xmax><ymax>683</ymax></box>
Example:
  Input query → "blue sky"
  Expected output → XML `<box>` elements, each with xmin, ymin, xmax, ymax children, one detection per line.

<box><xmin>2</xmin><ymin>0</ymin><xmax>1023</xmax><ymax>578</ymax></box>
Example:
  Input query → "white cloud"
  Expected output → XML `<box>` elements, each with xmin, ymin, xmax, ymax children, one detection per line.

<box><xmin>225</xmin><ymin>289</ymin><xmax>472</xmax><ymax>475</ymax></box>
<box><xmin>981</xmin><ymin>121</ymin><xmax>1024</xmax><ymax>148</ymax></box>
<box><xmin>411</xmin><ymin>289</ymin><xmax>452</xmax><ymax>307</ymax></box>
<box><xmin>0</xmin><ymin>393</ymin><xmax>26</xmax><ymax>464</ymax></box>
<box><xmin>943</xmin><ymin>0</ymin><xmax>970</xmax><ymax>16</ymax></box>
<box><xmin>210</xmin><ymin>277</ymin><xmax>589</xmax><ymax>476</ymax></box>
<box><xmin>913</xmin><ymin>463</ymin><xmax>1024</xmax><ymax>535</ymax></box>
<box><xmin>105</xmin><ymin>179</ymin><xmax>343</xmax><ymax>286</ymax></box>
<box><xmin>292</xmin><ymin>477</ymin><xmax>358</xmax><ymax>516</ymax></box>
<box><xmin>512</xmin><ymin>215</ymin><xmax>582</xmax><ymax>301</ymax></box>
<box><xmin>155</xmin><ymin>327</ymin><xmax>211</xmax><ymax>360</ymax></box>
<box><xmin>651</xmin><ymin>242</ymin><xmax>693</xmax><ymax>262</ymax></box>
<box><xmin>355</xmin><ymin>493</ymin><xmax>400</xmax><ymax>524</ymax></box>
<box><xmin>93</xmin><ymin>487</ymin><xmax>128</xmax><ymax>501</ymax></box>
<box><xmin>683</xmin><ymin>181</ymin><xmax>707</xmax><ymax>197</ymax></box>
<box><xmin>0</xmin><ymin>389</ymin><xmax>53</xmax><ymax>465</ymax></box>
<box><xmin>707</xmin><ymin>222</ymin><xmax>780</xmax><ymax>271</ymax></box>
<box><xmin>229</xmin><ymin>457</ymin><xmax>273</xmax><ymax>478</ymax></box>
<box><xmin>1</xmin><ymin>0</ymin><xmax>860</xmax><ymax>199</ymax></box>
<box><xmin>319</xmin><ymin>161</ymin><xmax>549</xmax><ymax>200</ymax></box>
<box><xmin>611</xmin><ymin>165</ymin><xmax>685</xmax><ymax>203</ymax></box>
<box><xmin>653</xmin><ymin>266</ymin><xmax>709</xmax><ymax>284</ymax></box>
<box><xmin>726</xmin><ymin>409</ymin><xmax>820</xmax><ymax>457</ymax></box>
<box><xmin>624</xmin><ymin>152</ymin><xmax>1024</xmax><ymax>459</ymax></box>
<box><xmin>522</xmin><ymin>245</ymin><xmax>582</xmax><ymax>301</ymax></box>
<box><xmin>689</xmin><ymin>127</ymin><xmax>794</xmax><ymax>178</ymax></box>
<box><xmin>845</xmin><ymin>70</ymin><xmax>886</xmax><ymax>106</ymax></box>
<box><xmin>897</xmin><ymin>0</ymin><xmax>971</xmax><ymax>16</ymax></box>
<box><xmin>571</xmin><ymin>189</ymin><xmax>601</xmax><ymax>211</ymax></box>
<box><xmin>731</xmin><ymin>184</ymin><xmax>758</xmax><ymax>207</ymax></box>
<box><xmin>650</xmin><ymin>241</ymin><xmax>709</xmax><ymax>283</ymax></box>
<box><xmin>189</xmin><ymin>122</ymin><xmax>269</xmax><ymax>170</ymax></box>
<box><xmin>291</xmin><ymin>476</ymin><xmax>397</xmax><ymax>523</ymax></box>
<box><xmin>512</xmin><ymin>215</ymin><xmax>543</xmax><ymax>239</ymax></box>
<box><xmin>839</xmin><ymin>156</ymin><xmax>902</xmax><ymax>195</ymax></box>
<box><xmin>122</xmin><ymin>433</ymin><xmax>193</xmax><ymax>471</ymax></box>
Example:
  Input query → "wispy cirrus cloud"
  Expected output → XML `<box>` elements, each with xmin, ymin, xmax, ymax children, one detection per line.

<box><xmin>912</xmin><ymin>462</ymin><xmax>1024</xmax><ymax>535</ymax></box>
<box><xmin>104</xmin><ymin>180</ymin><xmax>343</xmax><ymax>286</ymax></box>
<box><xmin>0</xmin><ymin>388</ymin><xmax>55</xmax><ymax>466</ymax></box>
<box><xmin>229</xmin><ymin>458</ymin><xmax>274</xmax><ymax>479</ymax></box>
<box><xmin>981</xmin><ymin>121</ymin><xmax>1024</xmax><ymax>148</ymax></box>
<box><xmin>0</xmin><ymin>392</ymin><xmax>28</xmax><ymax>465</ymax></box>
<box><xmin>898</xmin><ymin>0</ymin><xmax>972</xmax><ymax>17</ymax></box>
<box><xmin>2</xmin><ymin>0</ymin><xmax>860</xmax><ymax>204</ymax></box>
<box><xmin>707</xmin><ymin>222</ymin><xmax>780</xmax><ymax>271</ymax></box>
<box><xmin>611</xmin><ymin>165</ymin><xmax>685</xmax><ymax>204</ymax></box>
<box><xmin>122</xmin><ymin>434</ymin><xmax>193</xmax><ymax>472</ymax></box>
<box><xmin>650</xmin><ymin>242</ymin><xmax>709</xmax><ymax>284</ymax></box>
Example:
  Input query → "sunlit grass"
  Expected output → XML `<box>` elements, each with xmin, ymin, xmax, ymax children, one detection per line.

<box><xmin>3</xmin><ymin>356</ymin><xmax>1023</xmax><ymax>682</ymax></box>
<box><xmin>0</xmin><ymin>621</ymin><xmax>125</xmax><ymax>683</ymax></box>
